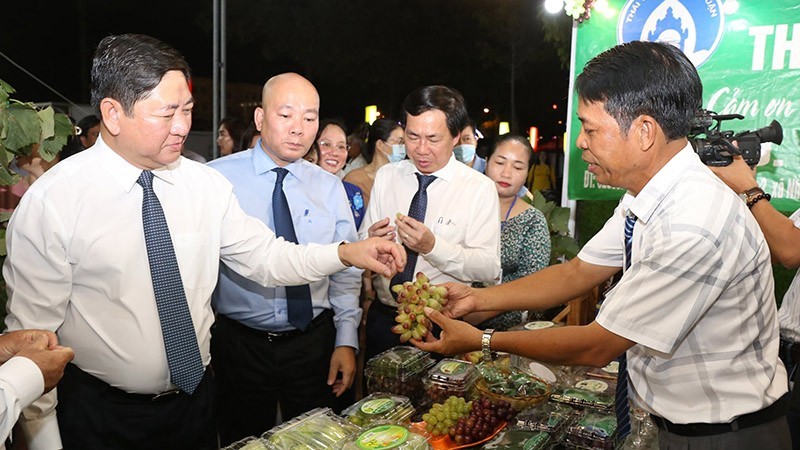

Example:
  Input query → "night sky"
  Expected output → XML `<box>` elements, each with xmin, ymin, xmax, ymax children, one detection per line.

<box><xmin>2</xmin><ymin>0</ymin><xmax>571</xmax><ymax>140</ymax></box>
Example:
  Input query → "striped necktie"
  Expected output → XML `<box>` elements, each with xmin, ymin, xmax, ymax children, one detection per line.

<box><xmin>615</xmin><ymin>212</ymin><xmax>637</xmax><ymax>440</ymax></box>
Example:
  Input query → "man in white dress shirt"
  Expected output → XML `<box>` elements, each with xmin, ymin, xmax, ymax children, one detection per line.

<box><xmin>360</xmin><ymin>85</ymin><xmax>501</xmax><ymax>361</ymax></box>
<box><xmin>2</xmin><ymin>33</ymin><xmax>404</xmax><ymax>450</ymax></box>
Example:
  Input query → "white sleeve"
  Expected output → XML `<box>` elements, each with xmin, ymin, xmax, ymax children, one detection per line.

<box><xmin>0</xmin><ymin>357</ymin><xmax>47</xmax><ymax>447</ymax></box>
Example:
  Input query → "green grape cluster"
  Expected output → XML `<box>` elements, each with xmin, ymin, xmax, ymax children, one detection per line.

<box><xmin>390</xmin><ymin>272</ymin><xmax>448</xmax><ymax>343</ymax></box>
<box><xmin>421</xmin><ymin>396</ymin><xmax>472</xmax><ymax>436</ymax></box>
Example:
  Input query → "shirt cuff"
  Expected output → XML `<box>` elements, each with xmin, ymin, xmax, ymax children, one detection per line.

<box><xmin>333</xmin><ymin>321</ymin><xmax>360</xmax><ymax>351</ymax></box>
<box><xmin>0</xmin><ymin>357</ymin><xmax>44</xmax><ymax>411</ymax></box>
<box><xmin>321</xmin><ymin>242</ymin><xmax>349</xmax><ymax>272</ymax></box>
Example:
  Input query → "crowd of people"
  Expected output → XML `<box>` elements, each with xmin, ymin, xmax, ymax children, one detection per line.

<box><xmin>0</xmin><ymin>32</ymin><xmax>797</xmax><ymax>450</ymax></box>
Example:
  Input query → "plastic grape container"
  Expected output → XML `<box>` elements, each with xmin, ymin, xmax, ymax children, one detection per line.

<box><xmin>365</xmin><ymin>346</ymin><xmax>436</xmax><ymax>404</ymax></box>
<box><xmin>260</xmin><ymin>407</ymin><xmax>360</xmax><ymax>449</ymax></box>
<box><xmin>342</xmin><ymin>393</ymin><xmax>416</xmax><ymax>428</ymax></box>
<box><xmin>221</xmin><ymin>436</ymin><xmax>270</xmax><ymax>450</ymax></box>
<box><xmin>422</xmin><ymin>358</ymin><xmax>478</xmax><ymax>405</ymax></box>
<box><xmin>338</xmin><ymin>422</ymin><xmax>431</xmax><ymax>450</ymax></box>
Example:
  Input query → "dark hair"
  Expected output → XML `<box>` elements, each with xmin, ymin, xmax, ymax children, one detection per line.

<box><xmin>91</xmin><ymin>34</ymin><xmax>191</xmax><ymax>115</ymax></box>
<box><xmin>488</xmin><ymin>134</ymin><xmax>534</xmax><ymax>170</ymax></box>
<box><xmin>312</xmin><ymin>118</ymin><xmax>347</xmax><ymax>157</ymax></box>
<box><xmin>364</xmin><ymin>118</ymin><xmax>402</xmax><ymax>164</ymax></box>
<box><xmin>239</xmin><ymin>123</ymin><xmax>260</xmax><ymax>151</ymax></box>
<box><xmin>77</xmin><ymin>115</ymin><xmax>100</xmax><ymax>137</ymax></box>
<box><xmin>575</xmin><ymin>41</ymin><xmax>702</xmax><ymax>141</ymax></box>
<box><xmin>401</xmin><ymin>85</ymin><xmax>468</xmax><ymax>138</ymax></box>
<box><xmin>219</xmin><ymin>117</ymin><xmax>246</xmax><ymax>152</ymax></box>
<box><xmin>462</xmin><ymin>118</ymin><xmax>478</xmax><ymax>135</ymax></box>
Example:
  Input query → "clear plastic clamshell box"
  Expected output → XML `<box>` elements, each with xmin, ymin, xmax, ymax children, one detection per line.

<box><xmin>514</xmin><ymin>402</ymin><xmax>575</xmax><ymax>434</ymax></box>
<box><xmin>339</xmin><ymin>422</ymin><xmax>431</xmax><ymax>450</ymax></box>
<box><xmin>221</xmin><ymin>436</ymin><xmax>270</xmax><ymax>450</ymax></box>
<box><xmin>483</xmin><ymin>428</ymin><xmax>553</xmax><ymax>450</ymax></box>
<box><xmin>423</xmin><ymin>359</ymin><xmax>478</xmax><ymax>404</ymax></box>
<box><xmin>564</xmin><ymin>411</ymin><xmax>618</xmax><ymax>450</ymax></box>
<box><xmin>261</xmin><ymin>407</ymin><xmax>360</xmax><ymax>449</ymax></box>
<box><xmin>365</xmin><ymin>346</ymin><xmax>436</xmax><ymax>403</ymax></box>
<box><xmin>343</xmin><ymin>392</ymin><xmax>416</xmax><ymax>428</ymax></box>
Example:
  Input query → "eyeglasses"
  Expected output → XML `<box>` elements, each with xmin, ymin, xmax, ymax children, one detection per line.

<box><xmin>384</xmin><ymin>138</ymin><xmax>405</xmax><ymax>145</ymax></box>
<box><xmin>318</xmin><ymin>141</ymin><xmax>349</xmax><ymax>152</ymax></box>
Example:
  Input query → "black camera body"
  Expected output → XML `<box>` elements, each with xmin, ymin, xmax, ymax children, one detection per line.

<box><xmin>689</xmin><ymin>110</ymin><xmax>783</xmax><ymax>167</ymax></box>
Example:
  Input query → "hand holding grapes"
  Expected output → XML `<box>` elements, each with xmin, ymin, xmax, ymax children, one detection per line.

<box><xmin>411</xmin><ymin>307</ymin><xmax>483</xmax><ymax>356</ymax></box>
<box><xmin>437</xmin><ymin>282</ymin><xmax>480</xmax><ymax>319</ymax></box>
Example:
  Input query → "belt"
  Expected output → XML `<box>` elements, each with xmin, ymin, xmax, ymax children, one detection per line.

<box><xmin>650</xmin><ymin>393</ymin><xmax>789</xmax><ymax>437</ymax></box>
<box><xmin>65</xmin><ymin>363</ymin><xmax>203</xmax><ymax>402</ymax></box>
<box><xmin>218</xmin><ymin>309</ymin><xmax>333</xmax><ymax>342</ymax></box>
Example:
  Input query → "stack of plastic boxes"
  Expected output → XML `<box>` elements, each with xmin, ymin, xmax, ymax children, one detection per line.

<box><xmin>365</xmin><ymin>346</ymin><xmax>435</xmax><ymax>406</ymax></box>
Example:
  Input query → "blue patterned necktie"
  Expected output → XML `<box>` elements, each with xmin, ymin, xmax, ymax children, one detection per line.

<box><xmin>272</xmin><ymin>168</ymin><xmax>313</xmax><ymax>331</ymax></box>
<box><xmin>391</xmin><ymin>173</ymin><xmax>437</xmax><ymax>289</ymax></box>
<box><xmin>615</xmin><ymin>212</ymin><xmax>637</xmax><ymax>440</ymax></box>
<box><xmin>138</xmin><ymin>171</ymin><xmax>204</xmax><ymax>394</ymax></box>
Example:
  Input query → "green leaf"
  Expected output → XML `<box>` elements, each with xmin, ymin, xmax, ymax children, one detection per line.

<box><xmin>0</xmin><ymin>79</ymin><xmax>15</xmax><ymax>105</ymax></box>
<box><xmin>37</xmin><ymin>107</ymin><xmax>55</xmax><ymax>141</ymax></box>
<box><xmin>2</xmin><ymin>104</ymin><xmax>40</xmax><ymax>152</ymax></box>
<box><xmin>0</xmin><ymin>163</ymin><xmax>20</xmax><ymax>186</ymax></box>
<box><xmin>549</xmin><ymin>207</ymin><xmax>571</xmax><ymax>234</ymax></box>
<box><xmin>39</xmin><ymin>113</ymin><xmax>73</xmax><ymax>162</ymax></box>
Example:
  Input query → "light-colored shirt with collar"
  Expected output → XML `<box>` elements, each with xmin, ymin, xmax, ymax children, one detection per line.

<box><xmin>3</xmin><ymin>135</ymin><xmax>349</xmax><ymax>448</ymax></box>
<box><xmin>360</xmin><ymin>155</ymin><xmax>501</xmax><ymax>306</ymax></box>
<box><xmin>207</xmin><ymin>147</ymin><xmax>361</xmax><ymax>349</ymax></box>
<box><xmin>0</xmin><ymin>357</ymin><xmax>44</xmax><ymax>450</ymax></box>
<box><xmin>470</xmin><ymin>155</ymin><xmax>486</xmax><ymax>173</ymax></box>
<box><xmin>580</xmin><ymin>144</ymin><xmax>787</xmax><ymax>424</ymax></box>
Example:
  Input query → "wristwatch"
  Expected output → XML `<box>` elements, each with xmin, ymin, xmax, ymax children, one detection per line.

<box><xmin>481</xmin><ymin>328</ymin><xmax>495</xmax><ymax>362</ymax></box>
<box><xmin>739</xmin><ymin>186</ymin><xmax>771</xmax><ymax>209</ymax></box>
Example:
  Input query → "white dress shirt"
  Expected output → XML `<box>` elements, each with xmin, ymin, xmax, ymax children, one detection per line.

<box><xmin>777</xmin><ymin>210</ymin><xmax>800</xmax><ymax>342</ymax></box>
<box><xmin>0</xmin><ymin>357</ymin><xmax>44</xmax><ymax>450</ymax></box>
<box><xmin>3</xmin><ymin>136</ymin><xmax>348</xmax><ymax>448</ymax></box>
<box><xmin>360</xmin><ymin>156</ymin><xmax>501</xmax><ymax>306</ymax></box>
<box><xmin>581</xmin><ymin>145</ymin><xmax>787</xmax><ymax>424</ymax></box>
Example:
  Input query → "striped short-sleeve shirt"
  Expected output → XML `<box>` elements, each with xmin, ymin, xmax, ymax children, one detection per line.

<box><xmin>580</xmin><ymin>145</ymin><xmax>787</xmax><ymax>424</ymax></box>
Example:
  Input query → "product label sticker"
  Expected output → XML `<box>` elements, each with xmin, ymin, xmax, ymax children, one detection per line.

<box><xmin>360</xmin><ymin>398</ymin><xmax>396</xmax><ymax>415</ymax></box>
<box><xmin>356</xmin><ymin>425</ymin><xmax>409</xmax><ymax>450</ymax></box>
<box><xmin>524</xmin><ymin>321</ymin><xmax>555</xmax><ymax>330</ymax></box>
<box><xmin>438</xmin><ymin>361</ymin><xmax>466</xmax><ymax>375</ymax></box>
<box><xmin>528</xmin><ymin>362</ymin><xmax>557</xmax><ymax>384</ymax></box>
<box><xmin>602</xmin><ymin>361</ymin><xmax>619</xmax><ymax>374</ymax></box>
<box><xmin>575</xmin><ymin>379</ymin><xmax>609</xmax><ymax>393</ymax></box>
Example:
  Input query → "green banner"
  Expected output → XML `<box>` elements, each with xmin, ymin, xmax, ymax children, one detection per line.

<box><xmin>567</xmin><ymin>0</ymin><xmax>800</xmax><ymax>211</ymax></box>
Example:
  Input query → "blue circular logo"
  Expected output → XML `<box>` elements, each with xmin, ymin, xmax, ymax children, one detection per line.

<box><xmin>617</xmin><ymin>0</ymin><xmax>725</xmax><ymax>67</ymax></box>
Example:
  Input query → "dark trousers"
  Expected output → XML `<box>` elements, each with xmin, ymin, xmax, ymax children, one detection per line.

<box><xmin>57</xmin><ymin>363</ymin><xmax>217</xmax><ymax>450</ymax></box>
<box><xmin>212</xmin><ymin>310</ymin><xmax>336</xmax><ymax>447</ymax></box>
<box><xmin>780</xmin><ymin>338</ymin><xmax>800</xmax><ymax>449</ymax></box>
<box><xmin>657</xmin><ymin>415</ymin><xmax>791</xmax><ymax>450</ymax></box>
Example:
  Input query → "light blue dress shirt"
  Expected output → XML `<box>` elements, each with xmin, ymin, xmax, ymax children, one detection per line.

<box><xmin>207</xmin><ymin>145</ymin><xmax>362</xmax><ymax>349</ymax></box>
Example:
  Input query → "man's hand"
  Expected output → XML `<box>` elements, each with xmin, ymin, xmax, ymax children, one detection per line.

<box><xmin>9</xmin><ymin>333</ymin><xmax>74</xmax><ymax>392</ymax></box>
<box><xmin>0</xmin><ymin>330</ymin><xmax>59</xmax><ymax>363</ymax></box>
<box><xmin>439</xmin><ymin>282</ymin><xmax>481</xmax><ymax>318</ymax></box>
<box><xmin>709</xmin><ymin>155</ymin><xmax>758</xmax><ymax>193</ymax></box>
<box><xmin>327</xmin><ymin>346</ymin><xmax>356</xmax><ymax>397</ymax></box>
<box><xmin>367</xmin><ymin>217</ymin><xmax>397</xmax><ymax>241</ymax></box>
<box><xmin>395</xmin><ymin>214</ymin><xmax>435</xmax><ymax>254</ymax></box>
<box><xmin>411</xmin><ymin>307</ymin><xmax>482</xmax><ymax>356</ymax></box>
<box><xmin>338</xmin><ymin>238</ymin><xmax>406</xmax><ymax>278</ymax></box>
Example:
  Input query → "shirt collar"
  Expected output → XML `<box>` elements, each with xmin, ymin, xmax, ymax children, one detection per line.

<box><xmin>95</xmin><ymin>134</ymin><xmax>179</xmax><ymax>193</ymax></box>
<box><xmin>399</xmin><ymin>153</ymin><xmax>459</xmax><ymax>182</ymax></box>
<box><xmin>622</xmin><ymin>143</ymin><xmax>698</xmax><ymax>224</ymax></box>
<box><xmin>251</xmin><ymin>145</ymin><xmax>312</xmax><ymax>182</ymax></box>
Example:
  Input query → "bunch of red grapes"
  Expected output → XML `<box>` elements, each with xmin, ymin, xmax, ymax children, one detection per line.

<box><xmin>449</xmin><ymin>397</ymin><xmax>516</xmax><ymax>445</ymax></box>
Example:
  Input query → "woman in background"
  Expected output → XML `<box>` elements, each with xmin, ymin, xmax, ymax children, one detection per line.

<box><xmin>465</xmin><ymin>134</ymin><xmax>552</xmax><ymax>330</ymax></box>
<box><xmin>312</xmin><ymin>119</ymin><xmax>365</xmax><ymax>229</ymax></box>
<box><xmin>217</xmin><ymin>117</ymin><xmax>246</xmax><ymax>157</ymax></box>
<box><xmin>343</xmin><ymin>118</ymin><xmax>404</xmax><ymax>208</ymax></box>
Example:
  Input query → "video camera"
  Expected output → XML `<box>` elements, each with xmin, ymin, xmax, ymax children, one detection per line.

<box><xmin>688</xmin><ymin>110</ymin><xmax>783</xmax><ymax>167</ymax></box>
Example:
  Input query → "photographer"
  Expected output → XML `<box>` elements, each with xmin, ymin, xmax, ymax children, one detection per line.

<box><xmin>712</xmin><ymin>155</ymin><xmax>800</xmax><ymax>447</ymax></box>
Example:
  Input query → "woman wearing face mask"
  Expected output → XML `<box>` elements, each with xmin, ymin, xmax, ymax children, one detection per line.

<box><xmin>312</xmin><ymin>119</ymin><xmax>365</xmax><ymax>229</ymax></box>
<box><xmin>463</xmin><ymin>134</ymin><xmax>552</xmax><ymax>330</ymax></box>
<box><xmin>454</xmin><ymin>120</ymin><xmax>486</xmax><ymax>172</ymax></box>
<box><xmin>343</xmin><ymin>118</ymin><xmax>405</xmax><ymax>208</ymax></box>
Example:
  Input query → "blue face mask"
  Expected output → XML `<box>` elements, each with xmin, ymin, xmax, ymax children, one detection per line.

<box><xmin>454</xmin><ymin>144</ymin><xmax>476</xmax><ymax>164</ymax></box>
<box><xmin>388</xmin><ymin>144</ymin><xmax>406</xmax><ymax>163</ymax></box>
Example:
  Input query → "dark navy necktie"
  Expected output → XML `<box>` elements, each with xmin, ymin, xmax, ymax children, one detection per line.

<box><xmin>272</xmin><ymin>168</ymin><xmax>313</xmax><ymax>331</ymax></box>
<box><xmin>615</xmin><ymin>212</ymin><xmax>637</xmax><ymax>440</ymax></box>
<box><xmin>391</xmin><ymin>173</ymin><xmax>437</xmax><ymax>289</ymax></box>
<box><xmin>138</xmin><ymin>170</ymin><xmax>204</xmax><ymax>394</ymax></box>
